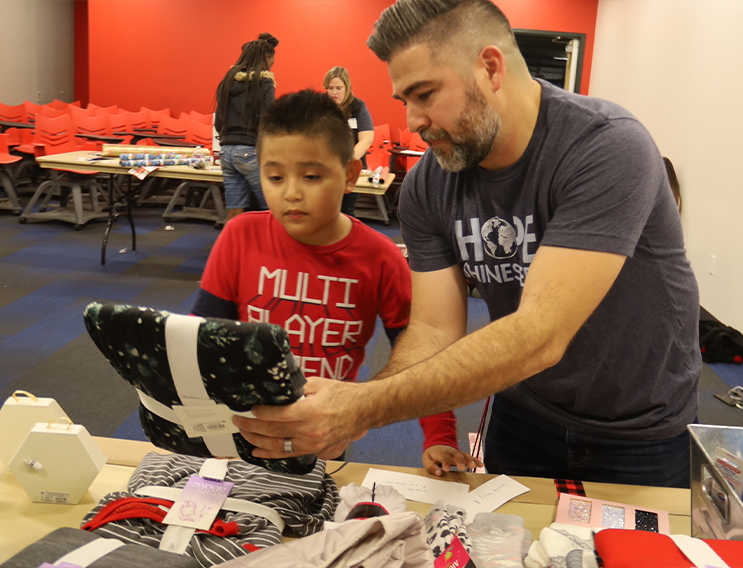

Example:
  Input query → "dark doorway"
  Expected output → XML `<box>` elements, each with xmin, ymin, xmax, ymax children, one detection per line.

<box><xmin>514</xmin><ymin>30</ymin><xmax>585</xmax><ymax>93</ymax></box>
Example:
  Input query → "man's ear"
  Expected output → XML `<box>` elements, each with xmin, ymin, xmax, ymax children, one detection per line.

<box><xmin>344</xmin><ymin>158</ymin><xmax>363</xmax><ymax>194</ymax></box>
<box><xmin>479</xmin><ymin>45</ymin><xmax>506</xmax><ymax>92</ymax></box>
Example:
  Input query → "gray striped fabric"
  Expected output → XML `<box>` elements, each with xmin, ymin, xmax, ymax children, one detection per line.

<box><xmin>81</xmin><ymin>452</ymin><xmax>339</xmax><ymax>567</ymax></box>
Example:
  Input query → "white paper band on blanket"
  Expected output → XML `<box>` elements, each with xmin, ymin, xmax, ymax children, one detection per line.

<box><xmin>164</xmin><ymin>314</ymin><xmax>239</xmax><ymax>458</ymax></box>
<box><xmin>669</xmin><ymin>534</ymin><xmax>730</xmax><ymax>568</ymax></box>
<box><xmin>160</xmin><ymin>458</ymin><xmax>230</xmax><ymax>555</ymax></box>
<box><xmin>54</xmin><ymin>537</ymin><xmax>126</xmax><ymax>567</ymax></box>
<box><xmin>136</xmin><ymin>389</ymin><xmax>257</xmax><ymax>424</ymax></box>
<box><xmin>160</xmin><ymin>525</ymin><xmax>195</xmax><ymax>556</ymax></box>
<box><xmin>135</xmin><ymin>485</ymin><xmax>286</xmax><ymax>532</ymax></box>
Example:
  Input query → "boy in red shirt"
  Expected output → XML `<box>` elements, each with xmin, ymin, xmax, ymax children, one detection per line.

<box><xmin>194</xmin><ymin>89</ymin><xmax>478</xmax><ymax>468</ymax></box>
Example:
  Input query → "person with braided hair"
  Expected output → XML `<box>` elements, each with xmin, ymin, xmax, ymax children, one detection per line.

<box><xmin>215</xmin><ymin>33</ymin><xmax>279</xmax><ymax>222</ymax></box>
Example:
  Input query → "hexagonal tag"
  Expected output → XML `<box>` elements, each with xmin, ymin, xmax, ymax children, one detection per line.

<box><xmin>9</xmin><ymin>419</ymin><xmax>108</xmax><ymax>504</ymax></box>
<box><xmin>0</xmin><ymin>391</ymin><xmax>70</xmax><ymax>467</ymax></box>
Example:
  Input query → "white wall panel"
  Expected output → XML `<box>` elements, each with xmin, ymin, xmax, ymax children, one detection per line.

<box><xmin>591</xmin><ymin>0</ymin><xmax>743</xmax><ymax>330</ymax></box>
<box><xmin>0</xmin><ymin>0</ymin><xmax>75</xmax><ymax>105</ymax></box>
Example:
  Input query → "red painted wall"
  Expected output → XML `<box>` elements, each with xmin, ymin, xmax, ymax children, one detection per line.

<box><xmin>79</xmin><ymin>0</ymin><xmax>598</xmax><ymax>137</ymax></box>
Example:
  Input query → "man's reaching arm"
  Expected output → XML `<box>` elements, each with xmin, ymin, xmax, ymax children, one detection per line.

<box><xmin>373</xmin><ymin>263</ymin><xmax>469</xmax><ymax>380</ymax></box>
<box><xmin>235</xmin><ymin>245</ymin><xmax>626</xmax><ymax>458</ymax></box>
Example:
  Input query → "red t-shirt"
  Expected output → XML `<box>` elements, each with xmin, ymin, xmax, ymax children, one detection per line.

<box><xmin>196</xmin><ymin>212</ymin><xmax>411</xmax><ymax>382</ymax></box>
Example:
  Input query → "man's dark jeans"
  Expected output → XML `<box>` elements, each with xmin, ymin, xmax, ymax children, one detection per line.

<box><xmin>484</xmin><ymin>394</ymin><xmax>692</xmax><ymax>488</ymax></box>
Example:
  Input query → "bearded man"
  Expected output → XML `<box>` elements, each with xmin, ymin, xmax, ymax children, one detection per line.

<box><xmin>234</xmin><ymin>0</ymin><xmax>700</xmax><ymax>488</ymax></box>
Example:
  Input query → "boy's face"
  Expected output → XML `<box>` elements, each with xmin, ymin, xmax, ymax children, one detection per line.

<box><xmin>260</xmin><ymin>134</ymin><xmax>361</xmax><ymax>246</ymax></box>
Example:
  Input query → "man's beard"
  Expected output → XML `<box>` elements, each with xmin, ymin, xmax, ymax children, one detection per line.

<box><xmin>420</xmin><ymin>83</ymin><xmax>501</xmax><ymax>172</ymax></box>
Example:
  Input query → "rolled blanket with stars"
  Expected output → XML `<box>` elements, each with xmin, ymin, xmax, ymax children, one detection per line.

<box><xmin>83</xmin><ymin>302</ymin><xmax>316</xmax><ymax>475</ymax></box>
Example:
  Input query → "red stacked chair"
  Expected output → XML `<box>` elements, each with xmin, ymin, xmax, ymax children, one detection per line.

<box><xmin>67</xmin><ymin>106</ymin><xmax>100</xmax><ymax>121</ymax></box>
<box><xmin>140</xmin><ymin>107</ymin><xmax>171</xmax><ymax>130</ymax></box>
<box><xmin>69</xmin><ymin>113</ymin><xmax>129</xmax><ymax>148</ymax></box>
<box><xmin>366</xmin><ymin>123</ymin><xmax>392</xmax><ymax>171</ymax></box>
<box><xmin>184</xmin><ymin>119</ymin><xmax>213</xmax><ymax>149</ymax></box>
<box><xmin>87</xmin><ymin>103</ymin><xmax>119</xmax><ymax>115</ymax></box>
<box><xmin>128</xmin><ymin>110</ymin><xmax>151</xmax><ymax>130</ymax></box>
<box><xmin>36</xmin><ymin>105</ymin><xmax>69</xmax><ymax>119</ymax></box>
<box><xmin>0</xmin><ymin>102</ymin><xmax>27</xmax><ymax>122</ymax></box>
<box><xmin>139</xmin><ymin>115</ymin><xmax>190</xmax><ymax>146</ymax></box>
<box><xmin>18</xmin><ymin>114</ymin><xmax>108</xmax><ymax>229</ymax></box>
<box><xmin>23</xmin><ymin>101</ymin><xmax>44</xmax><ymax>120</ymax></box>
<box><xmin>0</xmin><ymin>103</ymin><xmax>31</xmax><ymax>147</ymax></box>
<box><xmin>0</xmin><ymin>133</ymin><xmax>23</xmax><ymax>214</ymax></box>
<box><xmin>49</xmin><ymin>99</ymin><xmax>81</xmax><ymax>111</ymax></box>
<box><xmin>180</xmin><ymin>111</ymin><xmax>213</xmax><ymax>125</ymax></box>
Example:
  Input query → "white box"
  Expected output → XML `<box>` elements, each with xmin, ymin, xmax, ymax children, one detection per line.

<box><xmin>0</xmin><ymin>391</ymin><xmax>70</xmax><ymax>467</ymax></box>
<box><xmin>9</xmin><ymin>419</ymin><xmax>108</xmax><ymax>505</ymax></box>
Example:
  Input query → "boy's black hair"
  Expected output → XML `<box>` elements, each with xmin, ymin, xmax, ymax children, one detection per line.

<box><xmin>258</xmin><ymin>89</ymin><xmax>355</xmax><ymax>165</ymax></box>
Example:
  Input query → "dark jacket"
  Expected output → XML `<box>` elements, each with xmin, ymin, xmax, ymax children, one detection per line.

<box><xmin>348</xmin><ymin>97</ymin><xmax>373</xmax><ymax>169</ymax></box>
<box><xmin>216</xmin><ymin>71</ymin><xmax>275</xmax><ymax>147</ymax></box>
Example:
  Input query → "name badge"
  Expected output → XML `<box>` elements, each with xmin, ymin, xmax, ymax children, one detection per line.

<box><xmin>348</xmin><ymin>118</ymin><xmax>358</xmax><ymax>129</ymax></box>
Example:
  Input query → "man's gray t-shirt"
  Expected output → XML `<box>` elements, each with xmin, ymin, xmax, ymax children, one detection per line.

<box><xmin>399</xmin><ymin>80</ymin><xmax>700</xmax><ymax>440</ymax></box>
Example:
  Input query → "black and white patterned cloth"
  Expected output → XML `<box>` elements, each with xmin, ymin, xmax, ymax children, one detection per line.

<box><xmin>83</xmin><ymin>302</ymin><xmax>315</xmax><ymax>475</ymax></box>
<box><xmin>82</xmin><ymin>452</ymin><xmax>339</xmax><ymax>567</ymax></box>
<box><xmin>423</xmin><ymin>500</ymin><xmax>472</xmax><ymax>558</ymax></box>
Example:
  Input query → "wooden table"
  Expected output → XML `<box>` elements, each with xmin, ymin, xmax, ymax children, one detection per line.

<box><xmin>0</xmin><ymin>436</ymin><xmax>692</xmax><ymax>563</ymax></box>
<box><xmin>34</xmin><ymin>151</ymin><xmax>225</xmax><ymax>264</ymax></box>
<box><xmin>352</xmin><ymin>172</ymin><xmax>397</xmax><ymax>225</ymax></box>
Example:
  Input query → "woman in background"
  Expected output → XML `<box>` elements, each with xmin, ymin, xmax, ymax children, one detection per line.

<box><xmin>216</xmin><ymin>33</ymin><xmax>278</xmax><ymax>222</ymax></box>
<box><xmin>324</xmin><ymin>66</ymin><xmax>374</xmax><ymax>217</ymax></box>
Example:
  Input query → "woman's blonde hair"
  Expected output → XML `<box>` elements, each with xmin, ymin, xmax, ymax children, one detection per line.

<box><xmin>323</xmin><ymin>66</ymin><xmax>355</xmax><ymax>117</ymax></box>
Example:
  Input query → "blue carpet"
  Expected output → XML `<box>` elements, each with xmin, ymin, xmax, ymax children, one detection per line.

<box><xmin>113</xmin><ymin>409</ymin><xmax>147</xmax><ymax>441</ymax></box>
<box><xmin>707</xmin><ymin>362</ymin><xmax>743</xmax><ymax>389</ymax></box>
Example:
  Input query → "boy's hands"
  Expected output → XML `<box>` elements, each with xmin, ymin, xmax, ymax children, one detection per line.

<box><xmin>422</xmin><ymin>445</ymin><xmax>484</xmax><ymax>477</ymax></box>
<box><xmin>232</xmin><ymin>377</ymin><xmax>369</xmax><ymax>459</ymax></box>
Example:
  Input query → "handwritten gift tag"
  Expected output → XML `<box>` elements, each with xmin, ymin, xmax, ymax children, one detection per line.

<box><xmin>361</xmin><ymin>468</ymin><xmax>470</xmax><ymax>505</ymax></box>
<box><xmin>460</xmin><ymin>475</ymin><xmax>529</xmax><ymax>519</ymax></box>
<box><xmin>162</xmin><ymin>475</ymin><xmax>233</xmax><ymax>530</ymax></box>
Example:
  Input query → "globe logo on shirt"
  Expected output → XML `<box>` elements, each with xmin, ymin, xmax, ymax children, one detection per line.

<box><xmin>481</xmin><ymin>217</ymin><xmax>518</xmax><ymax>259</ymax></box>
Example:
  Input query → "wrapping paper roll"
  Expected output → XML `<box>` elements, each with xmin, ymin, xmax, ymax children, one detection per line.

<box><xmin>102</xmin><ymin>145</ymin><xmax>210</xmax><ymax>157</ymax></box>
<box><xmin>120</xmin><ymin>158</ymin><xmax>206</xmax><ymax>167</ymax></box>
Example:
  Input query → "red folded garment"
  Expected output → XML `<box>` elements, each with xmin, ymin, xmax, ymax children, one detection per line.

<box><xmin>82</xmin><ymin>495</ymin><xmax>239</xmax><ymax>537</ymax></box>
<box><xmin>595</xmin><ymin>528</ymin><xmax>743</xmax><ymax>567</ymax></box>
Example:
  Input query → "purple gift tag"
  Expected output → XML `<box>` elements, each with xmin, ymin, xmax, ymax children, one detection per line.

<box><xmin>162</xmin><ymin>474</ymin><xmax>234</xmax><ymax>530</ymax></box>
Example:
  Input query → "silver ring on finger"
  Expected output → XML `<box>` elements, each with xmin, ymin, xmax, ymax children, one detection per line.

<box><xmin>283</xmin><ymin>438</ymin><xmax>294</xmax><ymax>453</ymax></box>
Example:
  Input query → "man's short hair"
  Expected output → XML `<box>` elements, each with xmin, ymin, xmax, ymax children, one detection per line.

<box><xmin>367</xmin><ymin>0</ymin><xmax>518</xmax><ymax>65</ymax></box>
<box><xmin>258</xmin><ymin>89</ymin><xmax>354</xmax><ymax>165</ymax></box>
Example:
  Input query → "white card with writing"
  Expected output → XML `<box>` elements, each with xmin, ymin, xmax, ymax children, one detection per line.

<box><xmin>460</xmin><ymin>475</ymin><xmax>530</xmax><ymax>520</ymax></box>
<box><xmin>361</xmin><ymin>468</ymin><xmax>470</xmax><ymax>505</ymax></box>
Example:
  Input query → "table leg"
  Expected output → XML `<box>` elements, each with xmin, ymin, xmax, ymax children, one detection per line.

<box><xmin>126</xmin><ymin>177</ymin><xmax>136</xmax><ymax>252</ymax></box>
<box><xmin>101</xmin><ymin>174</ymin><xmax>137</xmax><ymax>265</ymax></box>
<box><xmin>101</xmin><ymin>174</ymin><xmax>116</xmax><ymax>265</ymax></box>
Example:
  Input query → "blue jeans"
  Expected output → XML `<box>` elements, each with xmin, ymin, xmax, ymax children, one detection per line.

<box><xmin>220</xmin><ymin>145</ymin><xmax>267</xmax><ymax>210</ymax></box>
<box><xmin>484</xmin><ymin>394</ymin><xmax>692</xmax><ymax>488</ymax></box>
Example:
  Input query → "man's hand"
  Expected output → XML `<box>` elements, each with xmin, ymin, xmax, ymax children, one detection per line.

<box><xmin>422</xmin><ymin>444</ymin><xmax>484</xmax><ymax>477</ymax></box>
<box><xmin>232</xmin><ymin>377</ymin><xmax>369</xmax><ymax>459</ymax></box>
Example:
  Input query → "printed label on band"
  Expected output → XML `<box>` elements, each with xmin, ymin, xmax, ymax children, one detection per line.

<box><xmin>162</xmin><ymin>474</ymin><xmax>234</xmax><ymax>531</ymax></box>
<box><xmin>172</xmin><ymin>403</ymin><xmax>240</xmax><ymax>438</ymax></box>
